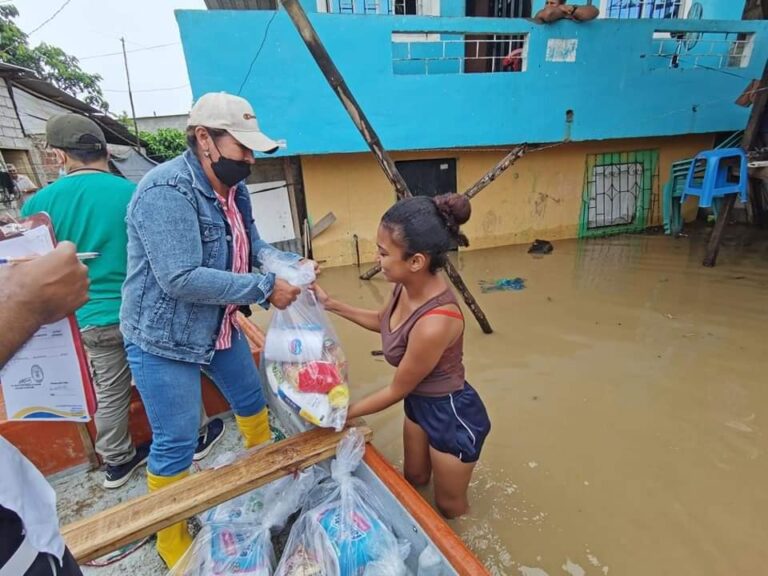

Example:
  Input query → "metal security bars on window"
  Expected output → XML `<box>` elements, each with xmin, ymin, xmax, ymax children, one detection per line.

<box><xmin>579</xmin><ymin>150</ymin><xmax>660</xmax><ymax>238</ymax></box>
<box><xmin>606</xmin><ymin>0</ymin><xmax>684</xmax><ymax>19</ymax></box>
<box><xmin>651</xmin><ymin>31</ymin><xmax>754</xmax><ymax>70</ymax></box>
<box><xmin>392</xmin><ymin>33</ymin><xmax>528</xmax><ymax>75</ymax></box>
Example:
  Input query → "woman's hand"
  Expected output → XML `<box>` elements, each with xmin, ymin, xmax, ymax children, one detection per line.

<box><xmin>300</xmin><ymin>259</ymin><xmax>320</xmax><ymax>275</ymax></box>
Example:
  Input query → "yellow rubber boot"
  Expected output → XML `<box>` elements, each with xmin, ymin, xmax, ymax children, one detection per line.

<box><xmin>235</xmin><ymin>408</ymin><xmax>271</xmax><ymax>449</ymax></box>
<box><xmin>147</xmin><ymin>470</ymin><xmax>193</xmax><ymax>568</ymax></box>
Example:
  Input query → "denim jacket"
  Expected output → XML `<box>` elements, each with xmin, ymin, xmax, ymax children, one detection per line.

<box><xmin>120</xmin><ymin>149</ymin><xmax>299</xmax><ymax>364</ymax></box>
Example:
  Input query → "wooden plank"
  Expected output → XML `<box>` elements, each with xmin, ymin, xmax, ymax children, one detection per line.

<box><xmin>464</xmin><ymin>144</ymin><xmax>527</xmax><ymax>200</ymax></box>
<box><xmin>279</xmin><ymin>0</ymin><xmax>493</xmax><ymax>334</ymax></box>
<box><xmin>63</xmin><ymin>423</ymin><xmax>372</xmax><ymax>563</ymax></box>
<box><xmin>310</xmin><ymin>211</ymin><xmax>337</xmax><ymax>239</ymax></box>
<box><xmin>363</xmin><ymin>445</ymin><xmax>490</xmax><ymax>576</ymax></box>
<box><xmin>280</xmin><ymin>0</ymin><xmax>412</xmax><ymax>201</ymax></box>
<box><xmin>702</xmin><ymin>59</ymin><xmax>768</xmax><ymax>266</ymax></box>
<box><xmin>443</xmin><ymin>260</ymin><xmax>492</xmax><ymax>334</ymax></box>
<box><xmin>702</xmin><ymin>194</ymin><xmax>736</xmax><ymax>267</ymax></box>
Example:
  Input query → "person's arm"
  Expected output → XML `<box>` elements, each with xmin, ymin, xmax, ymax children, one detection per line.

<box><xmin>130</xmin><ymin>183</ymin><xmax>298</xmax><ymax>308</ymax></box>
<box><xmin>347</xmin><ymin>314</ymin><xmax>460</xmax><ymax>419</ymax></box>
<box><xmin>325</xmin><ymin>297</ymin><xmax>383</xmax><ymax>333</ymax></box>
<box><xmin>568</xmin><ymin>4</ymin><xmax>599</xmax><ymax>21</ymax></box>
<box><xmin>313</xmin><ymin>284</ymin><xmax>383</xmax><ymax>332</ymax></box>
<box><xmin>0</xmin><ymin>242</ymin><xmax>89</xmax><ymax>368</ymax></box>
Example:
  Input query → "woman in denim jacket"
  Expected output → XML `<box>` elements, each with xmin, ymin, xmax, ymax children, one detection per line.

<box><xmin>120</xmin><ymin>93</ymin><xmax>304</xmax><ymax>567</ymax></box>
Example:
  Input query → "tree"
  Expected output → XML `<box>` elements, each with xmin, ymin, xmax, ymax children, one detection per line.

<box><xmin>140</xmin><ymin>128</ymin><xmax>186</xmax><ymax>162</ymax></box>
<box><xmin>0</xmin><ymin>4</ymin><xmax>108</xmax><ymax>111</ymax></box>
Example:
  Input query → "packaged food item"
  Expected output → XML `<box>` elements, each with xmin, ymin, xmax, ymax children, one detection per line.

<box><xmin>169</xmin><ymin>468</ymin><xmax>315</xmax><ymax>576</ymax></box>
<box><xmin>275</xmin><ymin>430</ymin><xmax>408</xmax><ymax>576</ymax></box>
<box><xmin>262</xmin><ymin>259</ymin><xmax>348</xmax><ymax>431</ymax></box>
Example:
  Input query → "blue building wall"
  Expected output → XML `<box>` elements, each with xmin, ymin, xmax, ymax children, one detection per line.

<box><xmin>176</xmin><ymin>10</ymin><xmax>767</xmax><ymax>156</ymax></box>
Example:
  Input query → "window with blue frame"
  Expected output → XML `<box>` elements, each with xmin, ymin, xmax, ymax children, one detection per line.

<box><xmin>604</xmin><ymin>0</ymin><xmax>684</xmax><ymax>19</ymax></box>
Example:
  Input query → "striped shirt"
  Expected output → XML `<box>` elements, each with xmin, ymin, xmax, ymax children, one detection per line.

<box><xmin>215</xmin><ymin>187</ymin><xmax>250</xmax><ymax>350</ymax></box>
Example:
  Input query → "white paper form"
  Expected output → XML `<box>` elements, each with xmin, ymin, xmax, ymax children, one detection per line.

<box><xmin>0</xmin><ymin>226</ymin><xmax>91</xmax><ymax>422</ymax></box>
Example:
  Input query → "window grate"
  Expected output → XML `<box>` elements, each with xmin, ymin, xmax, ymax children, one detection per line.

<box><xmin>579</xmin><ymin>150</ymin><xmax>660</xmax><ymax>238</ymax></box>
<box><xmin>606</xmin><ymin>0</ymin><xmax>684</xmax><ymax>19</ymax></box>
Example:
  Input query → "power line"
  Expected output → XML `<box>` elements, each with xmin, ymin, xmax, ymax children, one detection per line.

<box><xmin>79</xmin><ymin>42</ymin><xmax>180</xmax><ymax>61</ymax></box>
<box><xmin>237</xmin><ymin>10</ymin><xmax>279</xmax><ymax>95</ymax></box>
<box><xmin>102</xmin><ymin>84</ymin><xmax>189</xmax><ymax>94</ymax></box>
<box><xmin>28</xmin><ymin>0</ymin><xmax>73</xmax><ymax>35</ymax></box>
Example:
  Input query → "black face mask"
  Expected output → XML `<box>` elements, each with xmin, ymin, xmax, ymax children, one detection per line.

<box><xmin>210</xmin><ymin>141</ymin><xmax>251</xmax><ymax>187</ymax></box>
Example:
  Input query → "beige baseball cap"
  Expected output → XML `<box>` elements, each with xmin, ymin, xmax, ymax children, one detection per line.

<box><xmin>188</xmin><ymin>92</ymin><xmax>279</xmax><ymax>154</ymax></box>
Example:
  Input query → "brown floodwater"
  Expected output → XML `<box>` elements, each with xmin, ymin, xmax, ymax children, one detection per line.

<box><xmin>279</xmin><ymin>227</ymin><xmax>768</xmax><ymax>576</ymax></box>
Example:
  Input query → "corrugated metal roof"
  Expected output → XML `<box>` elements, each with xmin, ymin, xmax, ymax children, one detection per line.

<box><xmin>0</xmin><ymin>61</ymin><xmax>142</xmax><ymax>147</ymax></box>
<box><xmin>204</xmin><ymin>0</ymin><xmax>277</xmax><ymax>10</ymax></box>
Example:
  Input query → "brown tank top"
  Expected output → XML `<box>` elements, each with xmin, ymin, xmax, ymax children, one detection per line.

<box><xmin>380</xmin><ymin>284</ymin><xmax>465</xmax><ymax>397</ymax></box>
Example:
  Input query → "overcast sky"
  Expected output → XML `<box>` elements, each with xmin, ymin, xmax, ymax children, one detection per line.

<box><xmin>12</xmin><ymin>0</ymin><xmax>206</xmax><ymax>118</ymax></box>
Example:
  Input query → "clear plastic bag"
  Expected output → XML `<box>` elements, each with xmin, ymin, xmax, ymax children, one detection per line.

<box><xmin>170</xmin><ymin>469</ymin><xmax>316</xmax><ymax>576</ymax></box>
<box><xmin>275</xmin><ymin>429</ymin><xmax>409</xmax><ymax>576</ymax></box>
<box><xmin>262</xmin><ymin>258</ymin><xmax>349</xmax><ymax>431</ymax></box>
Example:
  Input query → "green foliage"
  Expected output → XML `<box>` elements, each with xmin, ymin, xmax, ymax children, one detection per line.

<box><xmin>140</xmin><ymin>128</ymin><xmax>186</xmax><ymax>161</ymax></box>
<box><xmin>0</xmin><ymin>4</ymin><xmax>108</xmax><ymax>111</ymax></box>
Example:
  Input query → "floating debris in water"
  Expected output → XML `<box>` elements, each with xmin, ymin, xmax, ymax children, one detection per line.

<box><xmin>528</xmin><ymin>239</ymin><xmax>554</xmax><ymax>255</ymax></box>
<box><xmin>480</xmin><ymin>277</ymin><xmax>526</xmax><ymax>293</ymax></box>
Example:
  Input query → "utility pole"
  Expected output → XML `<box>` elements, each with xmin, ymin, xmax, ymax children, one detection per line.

<box><xmin>120</xmin><ymin>37</ymin><xmax>141</xmax><ymax>150</ymax></box>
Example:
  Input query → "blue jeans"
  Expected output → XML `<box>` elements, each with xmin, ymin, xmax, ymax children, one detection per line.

<box><xmin>125</xmin><ymin>330</ymin><xmax>265</xmax><ymax>476</ymax></box>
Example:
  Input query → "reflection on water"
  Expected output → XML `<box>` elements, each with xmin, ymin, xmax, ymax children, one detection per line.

<box><xmin>263</xmin><ymin>228</ymin><xmax>768</xmax><ymax>575</ymax></box>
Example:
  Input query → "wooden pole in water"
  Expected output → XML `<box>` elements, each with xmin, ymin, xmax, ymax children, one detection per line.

<box><xmin>703</xmin><ymin>59</ymin><xmax>768</xmax><ymax>267</ymax></box>
<box><xmin>464</xmin><ymin>144</ymin><xmax>528</xmax><ymax>199</ymax></box>
<box><xmin>280</xmin><ymin>0</ymin><xmax>493</xmax><ymax>333</ymax></box>
<box><xmin>279</xmin><ymin>0</ymin><xmax>410</xmax><ymax>200</ymax></box>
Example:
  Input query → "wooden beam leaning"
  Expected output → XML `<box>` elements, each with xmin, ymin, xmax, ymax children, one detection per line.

<box><xmin>63</xmin><ymin>424</ymin><xmax>372</xmax><ymax>563</ymax></box>
<box><xmin>280</xmin><ymin>0</ymin><xmax>492</xmax><ymax>333</ymax></box>
<box><xmin>464</xmin><ymin>144</ymin><xmax>528</xmax><ymax>200</ymax></box>
<box><xmin>702</xmin><ymin>60</ymin><xmax>768</xmax><ymax>267</ymax></box>
<box><xmin>279</xmin><ymin>0</ymin><xmax>411</xmax><ymax>201</ymax></box>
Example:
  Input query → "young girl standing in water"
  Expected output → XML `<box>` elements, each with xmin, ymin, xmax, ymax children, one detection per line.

<box><xmin>314</xmin><ymin>193</ymin><xmax>491</xmax><ymax>518</ymax></box>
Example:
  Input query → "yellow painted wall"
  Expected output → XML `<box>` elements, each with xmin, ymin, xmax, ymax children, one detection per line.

<box><xmin>301</xmin><ymin>134</ymin><xmax>714</xmax><ymax>268</ymax></box>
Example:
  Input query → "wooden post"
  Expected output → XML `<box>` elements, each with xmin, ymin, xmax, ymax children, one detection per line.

<box><xmin>465</xmin><ymin>144</ymin><xmax>527</xmax><ymax>199</ymax></box>
<box><xmin>280</xmin><ymin>0</ymin><xmax>493</xmax><ymax>333</ymax></box>
<box><xmin>280</xmin><ymin>0</ymin><xmax>410</xmax><ymax>200</ymax></box>
<box><xmin>702</xmin><ymin>59</ymin><xmax>768</xmax><ymax>267</ymax></box>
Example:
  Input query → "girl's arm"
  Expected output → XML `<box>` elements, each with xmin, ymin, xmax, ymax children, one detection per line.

<box><xmin>325</xmin><ymin>296</ymin><xmax>384</xmax><ymax>333</ymax></box>
<box><xmin>347</xmin><ymin>313</ymin><xmax>461</xmax><ymax>419</ymax></box>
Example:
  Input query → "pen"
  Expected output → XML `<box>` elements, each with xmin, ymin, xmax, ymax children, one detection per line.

<box><xmin>0</xmin><ymin>252</ymin><xmax>100</xmax><ymax>265</ymax></box>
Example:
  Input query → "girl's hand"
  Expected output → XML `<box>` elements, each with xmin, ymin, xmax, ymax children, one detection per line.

<box><xmin>310</xmin><ymin>282</ymin><xmax>330</xmax><ymax>306</ymax></box>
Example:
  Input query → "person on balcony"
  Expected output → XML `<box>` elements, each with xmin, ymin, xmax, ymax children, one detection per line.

<box><xmin>535</xmin><ymin>0</ymin><xmax>599</xmax><ymax>23</ymax></box>
<box><xmin>120</xmin><ymin>92</ymin><xmax>306</xmax><ymax>568</ymax></box>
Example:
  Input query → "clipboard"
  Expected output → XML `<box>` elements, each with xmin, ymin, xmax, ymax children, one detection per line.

<box><xmin>0</xmin><ymin>212</ymin><xmax>97</xmax><ymax>422</ymax></box>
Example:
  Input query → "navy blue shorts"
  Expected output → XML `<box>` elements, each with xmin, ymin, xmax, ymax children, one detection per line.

<box><xmin>404</xmin><ymin>383</ymin><xmax>491</xmax><ymax>463</ymax></box>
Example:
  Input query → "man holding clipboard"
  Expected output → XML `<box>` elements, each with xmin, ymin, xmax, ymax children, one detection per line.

<box><xmin>0</xmin><ymin>242</ymin><xmax>88</xmax><ymax>576</ymax></box>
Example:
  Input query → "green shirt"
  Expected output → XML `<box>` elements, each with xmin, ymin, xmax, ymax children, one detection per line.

<box><xmin>21</xmin><ymin>172</ymin><xmax>136</xmax><ymax>328</ymax></box>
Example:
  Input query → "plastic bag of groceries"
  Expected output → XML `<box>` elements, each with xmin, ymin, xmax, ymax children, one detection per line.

<box><xmin>261</xmin><ymin>254</ymin><xmax>349</xmax><ymax>431</ymax></box>
<box><xmin>169</xmin><ymin>468</ymin><xmax>316</xmax><ymax>576</ymax></box>
<box><xmin>274</xmin><ymin>429</ymin><xmax>409</xmax><ymax>576</ymax></box>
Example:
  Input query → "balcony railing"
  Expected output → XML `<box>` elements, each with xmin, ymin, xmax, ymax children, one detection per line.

<box><xmin>651</xmin><ymin>31</ymin><xmax>754</xmax><ymax>70</ymax></box>
<box><xmin>392</xmin><ymin>33</ymin><xmax>528</xmax><ymax>75</ymax></box>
